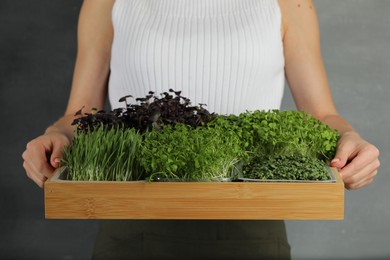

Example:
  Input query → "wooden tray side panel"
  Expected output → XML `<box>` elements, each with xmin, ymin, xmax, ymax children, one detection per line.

<box><xmin>45</xmin><ymin>168</ymin><xmax>344</xmax><ymax>220</ymax></box>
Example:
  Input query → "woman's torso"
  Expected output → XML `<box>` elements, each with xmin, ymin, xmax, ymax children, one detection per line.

<box><xmin>109</xmin><ymin>0</ymin><xmax>285</xmax><ymax>114</ymax></box>
<box><xmin>98</xmin><ymin>2</ymin><xmax>290</xmax><ymax>258</ymax></box>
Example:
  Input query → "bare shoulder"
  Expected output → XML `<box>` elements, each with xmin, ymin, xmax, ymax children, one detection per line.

<box><xmin>277</xmin><ymin>0</ymin><xmax>318</xmax><ymax>39</ymax></box>
<box><xmin>277</xmin><ymin>0</ymin><xmax>316</xmax><ymax>17</ymax></box>
<box><xmin>81</xmin><ymin>0</ymin><xmax>115</xmax><ymax>13</ymax></box>
<box><xmin>82</xmin><ymin>0</ymin><xmax>115</xmax><ymax>8</ymax></box>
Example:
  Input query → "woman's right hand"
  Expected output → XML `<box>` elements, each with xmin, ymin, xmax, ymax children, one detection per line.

<box><xmin>22</xmin><ymin>132</ymin><xmax>70</xmax><ymax>188</ymax></box>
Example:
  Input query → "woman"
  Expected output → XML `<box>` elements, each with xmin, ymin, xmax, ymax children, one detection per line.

<box><xmin>22</xmin><ymin>0</ymin><xmax>380</xmax><ymax>259</ymax></box>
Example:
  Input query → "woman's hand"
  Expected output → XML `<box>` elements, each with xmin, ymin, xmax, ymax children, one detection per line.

<box><xmin>278</xmin><ymin>1</ymin><xmax>380</xmax><ymax>190</ymax></box>
<box><xmin>22</xmin><ymin>0</ymin><xmax>113</xmax><ymax>188</ymax></box>
<box><xmin>22</xmin><ymin>132</ymin><xmax>70</xmax><ymax>188</ymax></box>
<box><xmin>331</xmin><ymin>131</ymin><xmax>380</xmax><ymax>190</ymax></box>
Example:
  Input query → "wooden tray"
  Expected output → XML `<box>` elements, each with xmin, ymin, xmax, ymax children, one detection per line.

<box><xmin>44</xmin><ymin>167</ymin><xmax>344</xmax><ymax>220</ymax></box>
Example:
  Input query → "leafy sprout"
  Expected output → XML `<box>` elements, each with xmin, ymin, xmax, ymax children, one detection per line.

<box><xmin>72</xmin><ymin>89</ymin><xmax>216</xmax><ymax>133</ymax></box>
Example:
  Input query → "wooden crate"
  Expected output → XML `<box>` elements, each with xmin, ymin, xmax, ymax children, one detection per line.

<box><xmin>44</xmin><ymin>167</ymin><xmax>344</xmax><ymax>220</ymax></box>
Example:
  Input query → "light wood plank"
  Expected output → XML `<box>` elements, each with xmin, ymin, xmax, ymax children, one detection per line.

<box><xmin>45</xmin><ymin>167</ymin><xmax>344</xmax><ymax>220</ymax></box>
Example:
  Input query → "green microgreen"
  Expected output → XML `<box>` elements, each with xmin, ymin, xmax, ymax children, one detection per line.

<box><xmin>140</xmin><ymin>124</ymin><xmax>242</xmax><ymax>181</ymax></box>
<box><xmin>62</xmin><ymin>125</ymin><xmax>144</xmax><ymax>181</ymax></box>
<box><xmin>61</xmin><ymin>91</ymin><xmax>340</xmax><ymax>182</ymax></box>
<box><xmin>243</xmin><ymin>154</ymin><xmax>330</xmax><ymax>181</ymax></box>
<box><xmin>210</xmin><ymin>110</ymin><xmax>339</xmax><ymax>162</ymax></box>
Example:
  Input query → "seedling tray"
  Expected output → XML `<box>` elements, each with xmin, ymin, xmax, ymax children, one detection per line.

<box><xmin>44</xmin><ymin>167</ymin><xmax>344</xmax><ymax>220</ymax></box>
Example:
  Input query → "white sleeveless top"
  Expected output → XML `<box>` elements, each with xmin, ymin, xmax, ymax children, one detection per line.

<box><xmin>109</xmin><ymin>0</ymin><xmax>285</xmax><ymax>115</ymax></box>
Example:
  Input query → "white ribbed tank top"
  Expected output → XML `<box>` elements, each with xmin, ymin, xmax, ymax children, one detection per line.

<box><xmin>109</xmin><ymin>0</ymin><xmax>285</xmax><ymax>115</ymax></box>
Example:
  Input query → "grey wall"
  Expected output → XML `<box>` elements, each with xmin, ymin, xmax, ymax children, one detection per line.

<box><xmin>282</xmin><ymin>1</ymin><xmax>390</xmax><ymax>259</ymax></box>
<box><xmin>0</xmin><ymin>0</ymin><xmax>389</xmax><ymax>259</ymax></box>
<box><xmin>0</xmin><ymin>1</ymin><xmax>97</xmax><ymax>259</ymax></box>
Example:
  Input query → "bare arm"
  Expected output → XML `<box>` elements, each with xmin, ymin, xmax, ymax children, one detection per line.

<box><xmin>22</xmin><ymin>0</ymin><xmax>115</xmax><ymax>188</ymax></box>
<box><xmin>279</xmin><ymin>0</ymin><xmax>380</xmax><ymax>189</ymax></box>
<box><xmin>46</xmin><ymin>0</ymin><xmax>115</xmax><ymax>138</ymax></box>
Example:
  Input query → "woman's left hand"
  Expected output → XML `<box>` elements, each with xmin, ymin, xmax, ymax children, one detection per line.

<box><xmin>330</xmin><ymin>131</ymin><xmax>380</xmax><ymax>190</ymax></box>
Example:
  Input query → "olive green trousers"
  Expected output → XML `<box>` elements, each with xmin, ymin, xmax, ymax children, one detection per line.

<box><xmin>91</xmin><ymin>220</ymin><xmax>290</xmax><ymax>260</ymax></box>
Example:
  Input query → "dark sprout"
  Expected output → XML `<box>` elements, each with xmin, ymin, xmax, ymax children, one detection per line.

<box><xmin>72</xmin><ymin>90</ymin><xmax>216</xmax><ymax>133</ymax></box>
<box><xmin>118</xmin><ymin>95</ymin><xmax>133</xmax><ymax>108</ymax></box>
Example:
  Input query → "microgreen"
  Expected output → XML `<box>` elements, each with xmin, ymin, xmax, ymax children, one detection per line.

<box><xmin>243</xmin><ymin>154</ymin><xmax>331</xmax><ymax>181</ymax></box>
<box><xmin>62</xmin><ymin>91</ymin><xmax>340</xmax><ymax>182</ymax></box>
<box><xmin>72</xmin><ymin>89</ymin><xmax>216</xmax><ymax>133</ymax></box>
<box><xmin>211</xmin><ymin>110</ymin><xmax>339</xmax><ymax>162</ymax></box>
<box><xmin>140</xmin><ymin>124</ymin><xmax>242</xmax><ymax>182</ymax></box>
<box><xmin>62</xmin><ymin>125</ymin><xmax>144</xmax><ymax>181</ymax></box>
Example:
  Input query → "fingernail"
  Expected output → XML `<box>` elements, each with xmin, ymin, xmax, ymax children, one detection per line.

<box><xmin>331</xmin><ymin>158</ymin><xmax>340</xmax><ymax>164</ymax></box>
<box><xmin>54</xmin><ymin>158</ymin><xmax>61</xmax><ymax>163</ymax></box>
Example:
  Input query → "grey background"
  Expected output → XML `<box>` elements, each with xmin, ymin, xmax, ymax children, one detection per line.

<box><xmin>0</xmin><ymin>0</ymin><xmax>389</xmax><ymax>259</ymax></box>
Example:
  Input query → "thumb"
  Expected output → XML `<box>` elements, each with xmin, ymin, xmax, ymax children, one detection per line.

<box><xmin>331</xmin><ymin>143</ymin><xmax>354</xmax><ymax>169</ymax></box>
<box><xmin>50</xmin><ymin>143</ymin><xmax>65</xmax><ymax>169</ymax></box>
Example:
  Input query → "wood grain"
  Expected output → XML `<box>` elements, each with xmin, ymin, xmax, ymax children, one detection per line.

<box><xmin>45</xmin><ymin>167</ymin><xmax>344</xmax><ymax>220</ymax></box>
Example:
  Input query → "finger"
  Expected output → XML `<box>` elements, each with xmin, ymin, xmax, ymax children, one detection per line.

<box><xmin>24</xmin><ymin>152</ymin><xmax>54</xmax><ymax>179</ymax></box>
<box><xmin>23</xmin><ymin>144</ymin><xmax>55</xmax><ymax>179</ymax></box>
<box><xmin>345</xmin><ymin>170</ymin><xmax>377</xmax><ymax>190</ymax></box>
<box><xmin>331</xmin><ymin>141</ymin><xmax>357</xmax><ymax>169</ymax></box>
<box><xmin>342</xmin><ymin>159</ymin><xmax>378</xmax><ymax>189</ymax></box>
<box><xmin>343</xmin><ymin>145</ymin><xmax>380</xmax><ymax>173</ymax></box>
<box><xmin>340</xmin><ymin>157</ymin><xmax>380</xmax><ymax>180</ymax></box>
<box><xmin>23</xmin><ymin>161</ymin><xmax>47</xmax><ymax>188</ymax></box>
<box><xmin>50</xmin><ymin>140</ymin><xmax>68</xmax><ymax>169</ymax></box>
<box><xmin>346</xmin><ymin>178</ymin><xmax>373</xmax><ymax>190</ymax></box>
<box><xmin>23</xmin><ymin>160</ymin><xmax>47</xmax><ymax>183</ymax></box>
<box><xmin>344</xmin><ymin>168</ymin><xmax>377</xmax><ymax>188</ymax></box>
